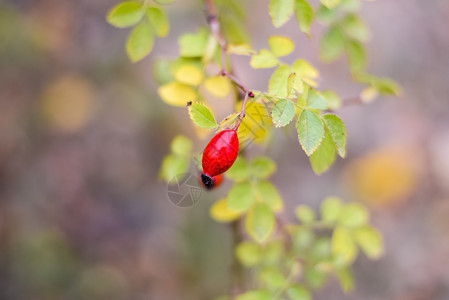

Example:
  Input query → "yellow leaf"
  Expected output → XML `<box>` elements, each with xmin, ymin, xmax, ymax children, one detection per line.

<box><xmin>174</xmin><ymin>64</ymin><xmax>204</xmax><ymax>86</ymax></box>
<box><xmin>343</xmin><ymin>146</ymin><xmax>420</xmax><ymax>207</ymax></box>
<box><xmin>227</xmin><ymin>43</ymin><xmax>256</xmax><ymax>56</ymax></box>
<box><xmin>210</xmin><ymin>198</ymin><xmax>242</xmax><ymax>222</ymax></box>
<box><xmin>268</xmin><ymin>35</ymin><xmax>295</xmax><ymax>57</ymax></box>
<box><xmin>158</xmin><ymin>82</ymin><xmax>197</xmax><ymax>106</ymax></box>
<box><xmin>204</xmin><ymin>76</ymin><xmax>232</xmax><ymax>98</ymax></box>
<box><xmin>40</xmin><ymin>74</ymin><xmax>94</xmax><ymax>133</ymax></box>
<box><xmin>292</xmin><ymin>59</ymin><xmax>320</xmax><ymax>87</ymax></box>
<box><xmin>237</xmin><ymin>102</ymin><xmax>273</xmax><ymax>145</ymax></box>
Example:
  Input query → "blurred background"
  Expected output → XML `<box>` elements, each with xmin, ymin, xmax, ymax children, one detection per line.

<box><xmin>1</xmin><ymin>0</ymin><xmax>449</xmax><ymax>299</ymax></box>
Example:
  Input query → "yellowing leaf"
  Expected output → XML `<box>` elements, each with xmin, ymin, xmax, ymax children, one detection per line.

<box><xmin>237</xmin><ymin>103</ymin><xmax>272</xmax><ymax>145</ymax></box>
<box><xmin>204</xmin><ymin>76</ymin><xmax>232</xmax><ymax>98</ymax></box>
<box><xmin>353</xmin><ymin>225</ymin><xmax>384</xmax><ymax>259</ymax></box>
<box><xmin>310</xmin><ymin>128</ymin><xmax>336</xmax><ymax>174</ymax></box>
<box><xmin>268</xmin><ymin>36</ymin><xmax>295</xmax><ymax>57</ymax></box>
<box><xmin>126</xmin><ymin>21</ymin><xmax>154</xmax><ymax>62</ymax></box>
<box><xmin>158</xmin><ymin>82</ymin><xmax>197</xmax><ymax>106</ymax></box>
<box><xmin>321</xmin><ymin>0</ymin><xmax>341</xmax><ymax>9</ymax></box>
<box><xmin>250</xmin><ymin>49</ymin><xmax>279</xmax><ymax>69</ymax></box>
<box><xmin>321</xmin><ymin>196</ymin><xmax>343</xmax><ymax>224</ymax></box>
<box><xmin>322</xmin><ymin>114</ymin><xmax>346</xmax><ymax>157</ymax></box>
<box><xmin>107</xmin><ymin>1</ymin><xmax>144</xmax><ymax>28</ymax></box>
<box><xmin>332</xmin><ymin>227</ymin><xmax>357</xmax><ymax>266</ymax></box>
<box><xmin>146</xmin><ymin>6</ymin><xmax>170</xmax><ymax>37</ymax></box>
<box><xmin>40</xmin><ymin>74</ymin><xmax>94</xmax><ymax>133</ymax></box>
<box><xmin>245</xmin><ymin>202</ymin><xmax>276</xmax><ymax>243</ymax></box>
<box><xmin>269</xmin><ymin>65</ymin><xmax>292</xmax><ymax>98</ymax></box>
<box><xmin>236</xmin><ymin>242</ymin><xmax>262</xmax><ymax>267</ymax></box>
<box><xmin>174</xmin><ymin>64</ymin><xmax>204</xmax><ymax>86</ymax></box>
<box><xmin>210</xmin><ymin>198</ymin><xmax>242</xmax><ymax>222</ymax></box>
<box><xmin>227</xmin><ymin>43</ymin><xmax>256</xmax><ymax>56</ymax></box>
<box><xmin>292</xmin><ymin>59</ymin><xmax>319</xmax><ymax>87</ymax></box>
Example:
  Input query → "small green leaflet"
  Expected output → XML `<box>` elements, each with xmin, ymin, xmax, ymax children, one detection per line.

<box><xmin>341</xmin><ymin>14</ymin><xmax>370</xmax><ymax>42</ymax></box>
<box><xmin>297</xmin><ymin>109</ymin><xmax>324</xmax><ymax>156</ymax></box>
<box><xmin>307</xmin><ymin>89</ymin><xmax>328</xmax><ymax>109</ymax></box>
<box><xmin>126</xmin><ymin>21</ymin><xmax>154</xmax><ymax>62</ymax></box>
<box><xmin>269</xmin><ymin>65</ymin><xmax>292</xmax><ymax>98</ymax></box>
<box><xmin>236</xmin><ymin>289</ymin><xmax>273</xmax><ymax>300</ymax></box>
<box><xmin>321</xmin><ymin>0</ymin><xmax>341</xmax><ymax>9</ymax></box>
<box><xmin>187</xmin><ymin>102</ymin><xmax>217</xmax><ymax>129</ymax></box>
<box><xmin>107</xmin><ymin>1</ymin><xmax>144</xmax><ymax>28</ymax></box>
<box><xmin>310</xmin><ymin>128</ymin><xmax>336</xmax><ymax>174</ymax></box>
<box><xmin>249</xmin><ymin>157</ymin><xmax>277</xmax><ymax>179</ymax></box>
<box><xmin>236</xmin><ymin>241</ymin><xmax>262</xmax><ymax>267</ymax></box>
<box><xmin>286</xmin><ymin>284</ymin><xmax>312</xmax><ymax>300</ymax></box>
<box><xmin>271</xmin><ymin>99</ymin><xmax>295</xmax><ymax>127</ymax></box>
<box><xmin>332</xmin><ymin>226</ymin><xmax>358</xmax><ymax>266</ymax></box>
<box><xmin>320</xmin><ymin>25</ymin><xmax>345</xmax><ymax>62</ymax></box>
<box><xmin>227</xmin><ymin>182</ymin><xmax>255</xmax><ymax>213</ymax></box>
<box><xmin>245</xmin><ymin>202</ymin><xmax>276</xmax><ymax>243</ymax></box>
<box><xmin>346</xmin><ymin>39</ymin><xmax>367</xmax><ymax>73</ymax></box>
<box><xmin>353</xmin><ymin>225</ymin><xmax>384</xmax><ymax>259</ymax></box>
<box><xmin>147</xmin><ymin>6</ymin><xmax>170</xmax><ymax>37</ymax></box>
<box><xmin>179</xmin><ymin>28</ymin><xmax>209</xmax><ymax>57</ymax></box>
<box><xmin>322</xmin><ymin>114</ymin><xmax>346</xmax><ymax>157</ymax></box>
<box><xmin>295</xmin><ymin>0</ymin><xmax>315</xmax><ymax>36</ymax></box>
<box><xmin>250</xmin><ymin>49</ymin><xmax>279</xmax><ymax>68</ymax></box>
<box><xmin>254</xmin><ymin>181</ymin><xmax>283</xmax><ymax>212</ymax></box>
<box><xmin>269</xmin><ymin>0</ymin><xmax>295</xmax><ymax>28</ymax></box>
<box><xmin>336</xmin><ymin>267</ymin><xmax>355</xmax><ymax>293</ymax></box>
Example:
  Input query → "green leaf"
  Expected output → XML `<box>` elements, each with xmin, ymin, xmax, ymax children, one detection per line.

<box><xmin>321</xmin><ymin>196</ymin><xmax>343</xmax><ymax>224</ymax></box>
<box><xmin>320</xmin><ymin>26</ymin><xmax>345</xmax><ymax>62</ymax></box>
<box><xmin>290</xmin><ymin>226</ymin><xmax>314</xmax><ymax>251</ymax></box>
<box><xmin>225</xmin><ymin>156</ymin><xmax>249</xmax><ymax>182</ymax></box>
<box><xmin>287</xmin><ymin>284</ymin><xmax>312</xmax><ymax>300</ymax></box>
<box><xmin>159</xmin><ymin>154</ymin><xmax>189</xmax><ymax>182</ymax></box>
<box><xmin>246</xmin><ymin>202</ymin><xmax>276</xmax><ymax>243</ymax></box>
<box><xmin>336</xmin><ymin>267</ymin><xmax>354</xmax><ymax>293</ymax></box>
<box><xmin>210</xmin><ymin>198</ymin><xmax>242</xmax><ymax>223</ymax></box>
<box><xmin>236</xmin><ymin>241</ymin><xmax>262</xmax><ymax>267</ymax></box>
<box><xmin>353</xmin><ymin>225</ymin><xmax>384</xmax><ymax>259</ymax></box>
<box><xmin>269</xmin><ymin>0</ymin><xmax>295</xmax><ymax>28</ymax></box>
<box><xmin>262</xmin><ymin>240</ymin><xmax>284</xmax><ymax>264</ymax></box>
<box><xmin>346</xmin><ymin>39</ymin><xmax>367</xmax><ymax>72</ymax></box>
<box><xmin>268</xmin><ymin>36</ymin><xmax>295</xmax><ymax>57</ymax></box>
<box><xmin>354</xmin><ymin>73</ymin><xmax>402</xmax><ymax>96</ymax></box>
<box><xmin>126</xmin><ymin>21</ymin><xmax>154</xmax><ymax>62</ymax></box>
<box><xmin>332</xmin><ymin>226</ymin><xmax>357</xmax><ymax>266</ymax></box>
<box><xmin>320</xmin><ymin>0</ymin><xmax>341</xmax><ymax>9</ymax></box>
<box><xmin>341</xmin><ymin>14</ymin><xmax>369</xmax><ymax>42</ymax></box>
<box><xmin>250</xmin><ymin>49</ymin><xmax>278</xmax><ymax>69</ymax></box>
<box><xmin>107</xmin><ymin>1</ymin><xmax>144</xmax><ymax>28</ymax></box>
<box><xmin>153</xmin><ymin>58</ymin><xmax>174</xmax><ymax>85</ymax></box>
<box><xmin>304</xmin><ymin>266</ymin><xmax>328</xmax><ymax>289</ymax></box>
<box><xmin>321</xmin><ymin>90</ymin><xmax>342</xmax><ymax>110</ymax></box>
<box><xmin>155</xmin><ymin>0</ymin><xmax>174</xmax><ymax>3</ymax></box>
<box><xmin>260</xmin><ymin>267</ymin><xmax>287</xmax><ymax>289</ymax></box>
<box><xmin>322</xmin><ymin>114</ymin><xmax>347</xmax><ymax>157</ymax></box>
<box><xmin>179</xmin><ymin>28</ymin><xmax>208</xmax><ymax>57</ymax></box>
<box><xmin>227</xmin><ymin>182</ymin><xmax>255</xmax><ymax>213</ymax></box>
<box><xmin>236</xmin><ymin>289</ymin><xmax>272</xmax><ymax>300</ymax></box>
<box><xmin>269</xmin><ymin>65</ymin><xmax>292</xmax><ymax>98</ymax></box>
<box><xmin>294</xmin><ymin>0</ymin><xmax>315</xmax><ymax>36</ymax></box>
<box><xmin>310</xmin><ymin>128</ymin><xmax>336</xmax><ymax>174</ymax></box>
<box><xmin>271</xmin><ymin>99</ymin><xmax>296</xmax><ymax>128</ymax></box>
<box><xmin>316</xmin><ymin>5</ymin><xmax>337</xmax><ymax>23</ymax></box>
<box><xmin>339</xmin><ymin>0</ymin><xmax>360</xmax><ymax>12</ymax></box>
<box><xmin>146</xmin><ymin>6</ymin><xmax>170</xmax><ymax>37</ymax></box>
<box><xmin>338</xmin><ymin>203</ymin><xmax>369</xmax><ymax>228</ymax></box>
<box><xmin>249</xmin><ymin>157</ymin><xmax>276</xmax><ymax>179</ymax></box>
<box><xmin>188</xmin><ymin>102</ymin><xmax>217</xmax><ymax>129</ymax></box>
<box><xmin>307</xmin><ymin>89</ymin><xmax>328</xmax><ymax>109</ymax></box>
<box><xmin>170</xmin><ymin>135</ymin><xmax>193</xmax><ymax>156</ymax></box>
<box><xmin>297</xmin><ymin>109</ymin><xmax>324</xmax><ymax>156</ymax></box>
<box><xmin>295</xmin><ymin>205</ymin><xmax>316</xmax><ymax>224</ymax></box>
<box><xmin>254</xmin><ymin>181</ymin><xmax>283</xmax><ymax>212</ymax></box>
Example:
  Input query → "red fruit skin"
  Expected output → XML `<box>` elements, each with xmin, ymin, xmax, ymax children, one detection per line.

<box><xmin>202</xmin><ymin>130</ymin><xmax>239</xmax><ymax>177</ymax></box>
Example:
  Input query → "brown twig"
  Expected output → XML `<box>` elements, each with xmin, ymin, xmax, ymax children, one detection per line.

<box><xmin>205</xmin><ymin>0</ymin><xmax>253</xmax><ymax>131</ymax></box>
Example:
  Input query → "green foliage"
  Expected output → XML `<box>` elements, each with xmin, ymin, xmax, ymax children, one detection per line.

<box><xmin>107</xmin><ymin>0</ymin><xmax>399</xmax><ymax>298</ymax></box>
<box><xmin>107</xmin><ymin>1</ymin><xmax>171</xmax><ymax>62</ymax></box>
<box><xmin>159</xmin><ymin>135</ymin><xmax>193</xmax><ymax>182</ymax></box>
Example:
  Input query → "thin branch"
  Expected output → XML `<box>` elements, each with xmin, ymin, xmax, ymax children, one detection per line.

<box><xmin>205</xmin><ymin>0</ymin><xmax>253</xmax><ymax>131</ymax></box>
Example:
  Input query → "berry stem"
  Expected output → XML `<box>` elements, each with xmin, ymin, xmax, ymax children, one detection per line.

<box><xmin>205</xmin><ymin>0</ymin><xmax>253</xmax><ymax>130</ymax></box>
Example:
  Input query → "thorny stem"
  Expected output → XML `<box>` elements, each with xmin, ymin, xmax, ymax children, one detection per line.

<box><xmin>205</xmin><ymin>0</ymin><xmax>253</xmax><ymax>131</ymax></box>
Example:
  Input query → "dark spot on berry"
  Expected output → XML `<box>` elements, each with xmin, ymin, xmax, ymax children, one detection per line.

<box><xmin>201</xmin><ymin>173</ymin><xmax>214</xmax><ymax>190</ymax></box>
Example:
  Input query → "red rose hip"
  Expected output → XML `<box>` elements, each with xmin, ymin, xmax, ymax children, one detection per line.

<box><xmin>201</xmin><ymin>129</ymin><xmax>239</xmax><ymax>188</ymax></box>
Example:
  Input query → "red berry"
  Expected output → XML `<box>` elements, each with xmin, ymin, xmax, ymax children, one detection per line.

<box><xmin>201</xmin><ymin>129</ymin><xmax>239</xmax><ymax>187</ymax></box>
<box><xmin>199</xmin><ymin>173</ymin><xmax>223</xmax><ymax>190</ymax></box>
